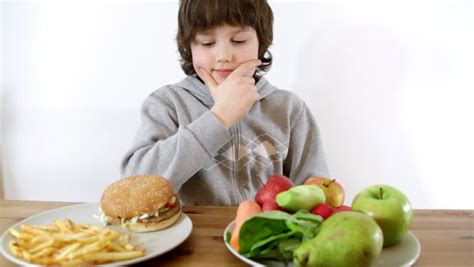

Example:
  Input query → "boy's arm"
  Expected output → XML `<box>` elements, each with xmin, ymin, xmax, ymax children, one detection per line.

<box><xmin>120</xmin><ymin>93</ymin><xmax>231</xmax><ymax>192</ymax></box>
<box><xmin>283</xmin><ymin>104</ymin><xmax>330</xmax><ymax>184</ymax></box>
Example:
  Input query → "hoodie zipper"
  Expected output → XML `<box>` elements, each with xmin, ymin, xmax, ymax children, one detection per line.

<box><xmin>229</xmin><ymin>125</ymin><xmax>240</xmax><ymax>203</ymax></box>
<box><xmin>233</xmin><ymin>122</ymin><xmax>245</xmax><ymax>203</ymax></box>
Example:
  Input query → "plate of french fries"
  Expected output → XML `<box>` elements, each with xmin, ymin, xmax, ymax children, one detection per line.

<box><xmin>0</xmin><ymin>203</ymin><xmax>192</xmax><ymax>266</ymax></box>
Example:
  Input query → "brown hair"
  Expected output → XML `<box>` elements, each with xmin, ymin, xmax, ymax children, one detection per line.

<box><xmin>176</xmin><ymin>0</ymin><xmax>273</xmax><ymax>77</ymax></box>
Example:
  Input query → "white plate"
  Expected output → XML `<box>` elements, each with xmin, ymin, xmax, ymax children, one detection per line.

<box><xmin>224</xmin><ymin>220</ymin><xmax>420</xmax><ymax>267</ymax></box>
<box><xmin>1</xmin><ymin>203</ymin><xmax>192</xmax><ymax>266</ymax></box>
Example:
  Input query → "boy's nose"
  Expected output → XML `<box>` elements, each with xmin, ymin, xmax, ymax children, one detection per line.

<box><xmin>215</xmin><ymin>43</ymin><xmax>233</xmax><ymax>62</ymax></box>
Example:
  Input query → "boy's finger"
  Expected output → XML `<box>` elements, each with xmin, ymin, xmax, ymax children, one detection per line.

<box><xmin>230</xmin><ymin>59</ymin><xmax>262</xmax><ymax>78</ymax></box>
<box><xmin>199</xmin><ymin>68</ymin><xmax>218</xmax><ymax>91</ymax></box>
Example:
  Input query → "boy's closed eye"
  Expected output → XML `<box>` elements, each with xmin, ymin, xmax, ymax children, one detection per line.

<box><xmin>200</xmin><ymin>42</ymin><xmax>215</xmax><ymax>47</ymax></box>
<box><xmin>232</xmin><ymin>39</ymin><xmax>247</xmax><ymax>44</ymax></box>
<box><xmin>198</xmin><ymin>39</ymin><xmax>247</xmax><ymax>47</ymax></box>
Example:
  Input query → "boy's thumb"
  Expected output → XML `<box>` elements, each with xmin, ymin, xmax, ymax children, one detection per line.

<box><xmin>199</xmin><ymin>68</ymin><xmax>217</xmax><ymax>92</ymax></box>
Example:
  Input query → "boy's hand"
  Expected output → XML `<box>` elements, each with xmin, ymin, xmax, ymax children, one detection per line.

<box><xmin>200</xmin><ymin>59</ymin><xmax>261</xmax><ymax>129</ymax></box>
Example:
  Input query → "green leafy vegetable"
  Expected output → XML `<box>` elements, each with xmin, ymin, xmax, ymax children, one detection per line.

<box><xmin>237</xmin><ymin>210</ymin><xmax>323</xmax><ymax>261</ymax></box>
<box><xmin>225</xmin><ymin>231</ymin><xmax>232</xmax><ymax>243</ymax></box>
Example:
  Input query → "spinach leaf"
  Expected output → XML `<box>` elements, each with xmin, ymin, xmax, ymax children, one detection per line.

<box><xmin>238</xmin><ymin>211</ymin><xmax>291</xmax><ymax>254</ymax></box>
<box><xmin>225</xmin><ymin>231</ymin><xmax>232</xmax><ymax>243</ymax></box>
<box><xmin>238</xmin><ymin>210</ymin><xmax>323</xmax><ymax>261</ymax></box>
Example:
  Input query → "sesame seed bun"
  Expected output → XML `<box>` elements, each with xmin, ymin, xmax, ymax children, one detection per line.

<box><xmin>100</xmin><ymin>175</ymin><xmax>181</xmax><ymax>232</ymax></box>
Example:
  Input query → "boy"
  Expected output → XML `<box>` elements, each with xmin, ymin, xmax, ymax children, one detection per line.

<box><xmin>121</xmin><ymin>0</ymin><xmax>329</xmax><ymax>205</ymax></box>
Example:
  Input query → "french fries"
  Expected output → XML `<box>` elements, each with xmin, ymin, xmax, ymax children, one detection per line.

<box><xmin>8</xmin><ymin>219</ymin><xmax>145</xmax><ymax>266</ymax></box>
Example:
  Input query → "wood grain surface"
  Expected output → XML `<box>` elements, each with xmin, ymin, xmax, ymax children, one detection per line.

<box><xmin>1</xmin><ymin>200</ymin><xmax>473</xmax><ymax>266</ymax></box>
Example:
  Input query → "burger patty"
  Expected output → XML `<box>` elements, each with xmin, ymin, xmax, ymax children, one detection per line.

<box><xmin>108</xmin><ymin>202</ymin><xmax>181</xmax><ymax>225</ymax></box>
<box><xmin>141</xmin><ymin>204</ymin><xmax>181</xmax><ymax>223</ymax></box>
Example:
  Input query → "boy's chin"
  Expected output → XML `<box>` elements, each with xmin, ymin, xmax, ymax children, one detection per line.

<box><xmin>213</xmin><ymin>76</ymin><xmax>227</xmax><ymax>84</ymax></box>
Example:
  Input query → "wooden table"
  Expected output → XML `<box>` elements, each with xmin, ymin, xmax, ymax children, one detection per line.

<box><xmin>1</xmin><ymin>200</ymin><xmax>473</xmax><ymax>266</ymax></box>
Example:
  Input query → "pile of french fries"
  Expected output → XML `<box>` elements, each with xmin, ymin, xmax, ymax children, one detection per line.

<box><xmin>8</xmin><ymin>219</ymin><xmax>145</xmax><ymax>266</ymax></box>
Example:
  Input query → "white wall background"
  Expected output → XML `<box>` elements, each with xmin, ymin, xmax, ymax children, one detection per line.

<box><xmin>1</xmin><ymin>0</ymin><xmax>473</xmax><ymax>209</ymax></box>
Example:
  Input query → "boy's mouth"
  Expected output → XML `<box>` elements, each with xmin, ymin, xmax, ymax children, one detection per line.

<box><xmin>214</xmin><ymin>69</ymin><xmax>233</xmax><ymax>77</ymax></box>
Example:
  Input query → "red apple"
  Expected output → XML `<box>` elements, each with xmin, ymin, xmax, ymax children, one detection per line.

<box><xmin>255</xmin><ymin>175</ymin><xmax>293</xmax><ymax>211</ymax></box>
<box><xmin>261</xmin><ymin>201</ymin><xmax>283</xmax><ymax>212</ymax></box>
<box><xmin>311</xmin><ymin>203</ymin><xmax>334</xmax><ymax>220</ymax></box>
<box><xmin>304</xmin><ymin>177</ymin><xmax>344</xmax><ymax>208</ymax></box>
<box><xmin>334</xmin><ymin>205</ymin><xmax>352</xmax><ymax>212</ymax></box>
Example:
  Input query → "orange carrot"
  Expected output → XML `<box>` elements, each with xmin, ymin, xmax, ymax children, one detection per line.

<box><xmin>231</xmin><ymin>200</ymin><xmax>262</xmax><ymax>252</ymax></box>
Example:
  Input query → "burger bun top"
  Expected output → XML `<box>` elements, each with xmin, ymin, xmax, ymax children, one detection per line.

<box><xmin>101</xmin><ymin>175</ymin><xmax>175</xmax><ymax>219</ymax></box>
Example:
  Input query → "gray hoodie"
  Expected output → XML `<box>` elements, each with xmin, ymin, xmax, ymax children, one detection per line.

<box><xmin>121</xmin><ymin>75</ymin><xmax>329</xmax><ymax>206</ymax></box>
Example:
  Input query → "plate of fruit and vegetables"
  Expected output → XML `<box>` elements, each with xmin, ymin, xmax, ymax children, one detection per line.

<box><xmin>223</xmin><ymin>175</ymin><xmax>420</xmax><ymax>266</ymax></box>
<box><xmin>223</xmin><ymin>216</ymin><xmax>420</xmax><ymax>266</ymax></box>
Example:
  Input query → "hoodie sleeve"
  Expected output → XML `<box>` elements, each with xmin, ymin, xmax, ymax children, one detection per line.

<box><xmin>283</xmin><ymin>103</ymin><xmax>330</xmax><ymax>185</ymax></box>
<box><xmin>120</xmin><ymin>91</ymin><xmax>231</xmax><ymax>192</ymax></box>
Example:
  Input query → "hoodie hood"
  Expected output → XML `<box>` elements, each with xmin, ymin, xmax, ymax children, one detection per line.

<box><xmin>175</xmin><ymin>75</ymin><xmax>277</xmax><ymax>107</ymax></box>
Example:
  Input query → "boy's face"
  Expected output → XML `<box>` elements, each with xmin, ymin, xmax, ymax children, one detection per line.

<box><xmin>191</xmin><ymin>24</ymin><xmax>259</xmax><ymax>84</ymax></box>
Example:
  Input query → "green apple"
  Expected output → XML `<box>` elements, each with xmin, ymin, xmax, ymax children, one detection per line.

<box><xmin>352</xmin><ymin>184</ymin><xmax>413</xmax><ymax>247</ymax></box>
<box><xmin>293</xmin><ymin>211</ymin><xmax>383</xmax><ymax>267</ymax></box>
<box><xmin>303</xmin><ymin>176</ymin><xmax>345</xmax><ymax>208</ymax></box>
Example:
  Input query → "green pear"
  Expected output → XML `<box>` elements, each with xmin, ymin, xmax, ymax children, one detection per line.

<box><xmin>293</xmin><ymin>211</ymin><xmax>383</xmax><ymax>267</ymax></box>
<box><xmin>276</xmin><ymin>185</ymin><xmax>326</xmax><ymax>212</ymax></box>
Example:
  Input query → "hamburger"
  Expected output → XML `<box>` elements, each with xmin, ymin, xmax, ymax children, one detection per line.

<box><xmin>100</xmin><ymin>175</ymin><xmax>182</xmax><ymax>232</ymax></box>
